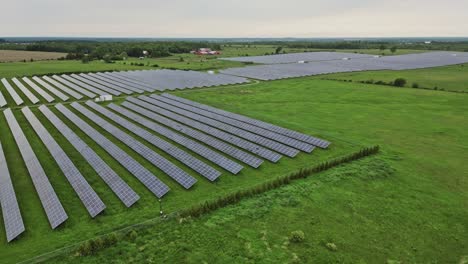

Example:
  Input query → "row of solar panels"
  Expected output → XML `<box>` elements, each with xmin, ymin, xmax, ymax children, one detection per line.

<box><xmin>0</xmin><ymin>94</ymin><xmax>329</xmax><ymax>242</ymax></box>
<box><xmin>220</xmin><ymin>51</ymin><xmax>468</xmax><ymax>80</ymax></box>
<box><xmin>0</xmin><ymin>70</ymin><xmax>249</xmax><ymax>108</ymax></box>
<box><xmin>221</xmin><ymin>51</ymin><xmax>377</xmax><ymax>64</ymax></box>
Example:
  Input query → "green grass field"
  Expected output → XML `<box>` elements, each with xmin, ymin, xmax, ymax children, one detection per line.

<box><xmin>319</xmin><ymin>63</ymin><xmax>468</xmax><ymax>92</ymax></box>
<box><xmin>0</xmin><ymin>76</ymin><xmax>465</xmax><ymax>263</ymax></box>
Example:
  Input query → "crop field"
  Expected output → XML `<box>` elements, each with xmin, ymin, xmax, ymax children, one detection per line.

<box><xmin>0</xmin><ymin>50</ymin><xmax>67</xmax><ymax>63</ymax></box>
<box><xmin>40</xmin><ymin>77</ymin><xmax>468</xmax><ymax>263</ymax></box>
<box><xmin>318</xmin><ymin>63</ymin><xmax>468</xmax><ymax>92</ymax></box>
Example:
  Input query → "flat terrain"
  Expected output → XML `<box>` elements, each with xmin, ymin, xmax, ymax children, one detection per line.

<box><xmin>0</xmin><ymin>48</ymin><xmax>425</xmax><ymax>79</ymax></box>
<box><xmin>0</xmin><ymin>50</ymin><xmax>67</xmax><ymax>62</ymax></box>
<box><xmin>319</xmin><ymin>63</ymin><xmax>468</xmax><ymax>92</ymax></box>
<box><xmin>1</xmin><ymin>76</ymin><xmax>465</xmax><ymax>263</ymax></box>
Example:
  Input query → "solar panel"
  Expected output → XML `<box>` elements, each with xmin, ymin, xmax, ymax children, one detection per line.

<box><xmin>55</xmin><ymin>103</ymin><xmax>170</xmax><ymax>198</ymax></box>
<box><xmin>11</xmin><ymin>78</ymin><xmax>40</xmax><ymax>104</ymax></box>
<box><xmin>103</xmin><ymin>72</ymin><xmax>158</xmax><ymax>91</ymax></box>
<box><xmin>120</xmin><ymin>101</ymin><xmax>263</xmax><ymax>168</ymax></box>
<box><xmin>38</xmin><ymin>105</ymin><xmax>139</xmax><ymax>207</ymax></box>
<box><xmin>71</xmin><ymin>102</ymin><xmax>197</xmax><ymax>189</ymax></box>
<box><xmin>161</xmin><ymin>93</ymin><xmax>330</xmax><ymax>148</ymax></box>
<box><xmin>22</xmin><ymin>107</ymin><xmax>106</xmax><ymax>217</ymax></box>
<box><xmin>1</xmin><ymin>78</ymin><xmax>24</xmax><ymax>106</ymax></box>
<box><xmin>95</xmin><ymin>72</ymin><xmax>154</xmax><ymax>92</ymax></box>
<box><xmin>51</xmin><ymin>75</ymin><xmax>95</xmax><ymax>98</ymax></box>
<box><xmin>0</xmin><ymin>90</ymin><xmax>6</xmax><ymax>107</ymax></box>
<box><xmin>221</xmin><ymin>51</ymin><xmax>376</xmax><ymax>64</ymax></box>
<box><xmin>85</xmin><ymin>73</ymin><xmax>144</xmax><ymax>94</ymax></box>
<box><xmin>0</xmin><ymin>140</ymin><xmax>25</xmax><ymax>242</ymax></box>
<box><xmin>86</xmin><ymin>101</ymin><xmax>221</xmax><ymax>181</ymax></box>
<box><xmin>79</xmin><ymin>74</ymin><xmax>134</xmax><ymax>95</ymax></box>
<box><xmin>3</xmin><ymin>108</ymin><xmax>68</xmax><ymax>229</ymax></box>
<box><xmin>32</xmin><ymin>76</ymin><xmax>70</xmax><ymax>101</ymax></box>
<box><xmin>145</xmin><ymin>95</ymin><xmax>299</xmax><ymax>157</ymax></box>
<box><xmin>128</xmin><ymin>97</ymin><xmax>281</xmax><ymax>163</ymax></box>
<box><xmin>108</xmin><ymin>103</ymin><xmax>244</xmax><ymax>174</ymax></box>
<box><xmin>60</xmin><ymin>75</ymin><xmax>107</xmax><ymax>96</ymax></box>
<box><xmin>21</xmin><ymin>77</ymin><xmax>55</xmax><ymax>103</ymax></box>
<box><xmin>69</xmin><ymin>74</ymin><xmax>121</xmax><ymax>96</ymax></box>
<box><xmin>221</xmin><ymin>51</ymin><xmax>468</xmax><ymax>81</ymax></box>
<box><xmin>154</xmin><ymin>95</ymin><xmax>315</xmax><ymax>153</ymax></box>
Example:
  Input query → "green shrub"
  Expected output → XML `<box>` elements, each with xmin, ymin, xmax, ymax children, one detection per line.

<box><xmin>393</xmin><ymin>78</ymin><xmax>407</xmax><ymax>87</ymax></box>
<box><xmin>412</xmin><ymin>83</ymin><xmax>419</xmax><ymax>88</ymax></box>
<box><xmin>289</xmin><ymin>230</ymin><xmax>305</xmax><ymax>243</ymax></box>
<box><xmin>127</xmin><ymin>230</ymin><xmax>138</xmax><ymax>241</ymax></box>
<box><xmin>77</xmin><ymin>241</ymin><xmax>93</xmax><ymax>256</ymax></box>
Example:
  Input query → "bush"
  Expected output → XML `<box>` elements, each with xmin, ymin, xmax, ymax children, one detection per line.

<box><xmin>77</xmin><ymin>241</ymin><xmax>93</xmax><ymax>256</ymax></box>
<box><xmin>412</xmin><ymin>83</ymin><xmax>419</xmax><ymax>88</ymax></box>
<box><xmin>127</xmin><ymin>230</ymin><xmax>138</xmax><ymax>241</ymax></box>
<box><xmin>393</xmin><ymin>78</ymin><xmax>407</xmax><ymax>87</ymax></box>
<box><xmin>289</xmin><ymin>230</ymin><xmax>305</xmax><ymax>243</ymax></box>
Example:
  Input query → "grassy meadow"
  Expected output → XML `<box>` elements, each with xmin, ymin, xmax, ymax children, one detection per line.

<box><xmin>319</xmin><ymin>63</ymin><xmax>468</xmax><ymax>92</ymax></box>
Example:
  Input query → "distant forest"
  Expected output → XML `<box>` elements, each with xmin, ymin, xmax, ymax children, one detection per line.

<box><xmin>1</xmin><ymin>39</ymin><xmax>467</xmax><ymax>61</ymax></box>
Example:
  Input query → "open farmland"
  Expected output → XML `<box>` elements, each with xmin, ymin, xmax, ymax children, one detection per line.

<box><xmin>0</xmin><ymin>46</ymin><xmax>467</xmax><ymax>264</ymax></box>
<box><xmin>0</xmin><ymin>50</ymin><xmax>66</xmax><ymax>62</ymax></box>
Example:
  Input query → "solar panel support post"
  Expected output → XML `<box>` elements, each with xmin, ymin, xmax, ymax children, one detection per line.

<box><xmin>159</xmin><ymin>199</ymin><xmax>164</xmax><ymax>218</ymax></box>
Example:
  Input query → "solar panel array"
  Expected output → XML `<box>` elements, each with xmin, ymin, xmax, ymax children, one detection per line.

<box><xmin>38</xmin><ymin>105</ymin><xmax>140</xmax><ymax>207</ymax></box>
<box><xmin>3</xmin><ymin>108</ymin><xmax>68</xmax><ymax>229</ymax></box>
<box><xmin>85</xmin><ymin>100</ymin><xmax>221</xmax><ymax>181</ymax></box>
<box><xmin>0</xmin><ymin>90</ymin><xmax>6</xmax><ymax>107</ymax></box>
<box><xmin>1</xmin><ymin>78</ymin><xmax>24</xmax><ymax>106</ymax></box>
<box><xmin>129</xmin><ymin>97</ymin><xmax>282</xmax><ymax>163</ymax></box>
<box><xmin>70</xmin><ymin>102</ymin><xmax>197</xmax><ymax>189</ymax></box>
<box><xmin>0</xmin><ymin>140</ymin><xmax>25</xmax><ymax>242</ymax></box>
<box><xmin>152</xmin><ymin>94</ymin><xmax>316</xmax><ymax>152</ymax></box>
<box><xmin>221</xmin><ymin>51</ymin><xmax>468</xmax><ymax>80</ymax></box>
<box><xmin>52</xmin><ymin>75</ymin><xmax>96</xmax><ymax>98</ymax></box>
<box><xmin>146</xmin><ymin>95</ymin><xmax>300</xmax><ymax>157</ymax></box>
<box><xmin>221</xmin><ymin>51</ymin><xmax>376</xmax><ymax>64</ymax></box>
<box><xmin>161</xmin><ymin>93</ymin><xmax>330</xmax><ymax>148</ymax></box>
<box><xmin>108</xmin><ymin>103</ymin><xmax>244</xmax><ymax>174</ymax></box>
<box><xmin>55</xmin><ymin>103</ymin><xmax>170</xmax><ymax>198</ymax></box>
<box><xmin>120</xmin><ymin>101</ymin><xmax>264</xmax><ymax>168</ymax></box>
<box><xmin>22</xmin><ymin>77</ymin><xmax>55</xmax><ymax>103</ymax></box>
<box><xmin>32</xmin><ymin>76</ymin><xmax>70</xmax><ymax>101</ymax></box>
<box><xmin>109</xmin><ymin>69</ymin><xmax>249</xmax><ymax>91</ymax></box>
<box><xmin>22</xmin><ymin>107</ymin><xmax>106</xmax><ymax>217</ymax></box>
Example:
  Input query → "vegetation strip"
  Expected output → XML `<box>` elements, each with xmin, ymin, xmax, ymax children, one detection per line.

<box><xmin>20</xmin><ymin>145</ymin><xmax>379</xmax><ymax>263</ymax></box>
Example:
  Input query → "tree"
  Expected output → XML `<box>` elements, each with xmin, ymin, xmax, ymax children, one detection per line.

<box><xmin>393</xmin><ymin>78</ymin><xmax>407</xmax><ymax>87</ymax></box>
<box><xmin>379</xmin><ymin>44</ymin><xmax>386</xmax><ymax>51</ymax></box>
<box><xmin>275</xmin><ymin>46</ymin><xmax>283</xmax><ymax>54</ymax></box>
<box><xmin>81</xmin><ymin>55</ymin><xmax>90</xmax><ymax>64</ymax></box>
<box><xmin>390</xmin><ymin>46</ymin><xmax>397</xmax><ymax>54</ymax></box>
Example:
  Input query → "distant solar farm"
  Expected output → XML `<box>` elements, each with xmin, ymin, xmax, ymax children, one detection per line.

<box><xmin>1</xmin><ymin>50</ymin><xmax>467</xmax><ymax>244</ymax></box>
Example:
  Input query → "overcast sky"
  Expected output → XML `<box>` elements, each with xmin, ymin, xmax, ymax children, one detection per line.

<box><xmin>1</xmin><ymin>0</ymin><xmax>467</xmax><ymax>37</ymax></box>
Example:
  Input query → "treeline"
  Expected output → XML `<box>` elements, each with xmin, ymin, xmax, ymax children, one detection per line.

<box><xmin>0</xmin><ymin>41</ymin><xmax>222</xmax><ymax>60</ymax></box>
<box><xmin>226</xmin><ymin>41</ymin><xmax>468</xmax><ymax>52</ymax></box>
